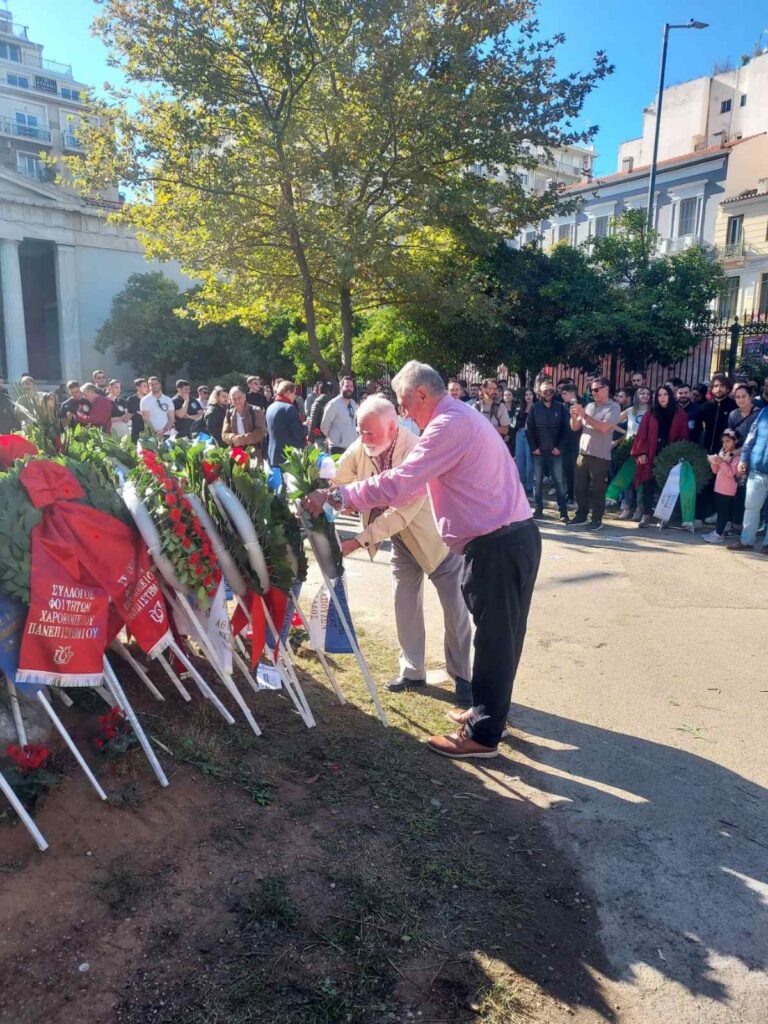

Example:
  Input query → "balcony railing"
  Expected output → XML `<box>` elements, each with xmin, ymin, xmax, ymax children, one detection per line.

<box><xmin>0</xmin><ymin>116</ymin><xmax>52</xmax><ymax>143</ymax></box>
<box><xmin>42</xmin><ymin>57</ymin><xmax>72</xmax><ymax>78</ymax></box>
<box><xmin>61</xmin><ymin>132</ymin><xmax>83</xmax><ymax>151</ymax></box>
<box><xmin>719</xmin><ymin>240</ymin><xmax>746</xmax><ymax>259</ymax></box>
<box><xmin>0</xmin><ymin>18</ymin><xmax>29</xmax><ymax>40</ymax></box>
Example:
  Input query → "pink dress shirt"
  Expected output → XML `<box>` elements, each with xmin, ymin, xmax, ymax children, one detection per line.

<box><xmin>338</xmin><ymin>393</ymin><xmax>532</xmax><ymax>553</ymax></box>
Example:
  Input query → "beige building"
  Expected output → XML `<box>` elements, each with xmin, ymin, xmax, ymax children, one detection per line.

<box><xmin>618</xmin><ymin>48</ymin><xmax>768</xmax><ymax>172</ymax></box>
<box><xmin>0</xmin><ymin>4</ymin><xmax>185</xmax><ymax>389</ymax></box>
<box><xmin>714</xmin><ymin>187</ymin><xmax>768</xmax><ymax>318</ymax></box>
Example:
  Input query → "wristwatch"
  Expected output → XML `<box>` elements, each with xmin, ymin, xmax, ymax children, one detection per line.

<box><xmin>326</xmin><ymin>486</ymin><xmax>345</xmax><ymax>511</ymax></box>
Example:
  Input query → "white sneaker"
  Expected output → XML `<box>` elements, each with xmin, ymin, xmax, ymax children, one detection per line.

<box><xmin>702</xmin><ymin>531</ymin><xmax>724</xmax><ymax>544</ymax></box>
<box><xmin>704</xmin><ymin>514</ymin><xmax>717</xmax><ymax>525</ymax></box>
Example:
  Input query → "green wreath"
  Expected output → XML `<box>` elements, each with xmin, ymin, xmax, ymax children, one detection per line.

<box><xmin>653</xmin><ymin>441</ymin><xmax>711</xmax><ymax>493</ymax></box>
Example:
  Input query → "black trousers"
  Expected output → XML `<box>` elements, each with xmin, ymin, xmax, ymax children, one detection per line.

<box><xmin>461</xmin><ymin>520</ymin><xmax>541</xmax><ymax>747</ymax></box>
<box><xmin>715</xmin><ymin>492</ymin><xmax>734</xmax><ymax>535</ymax></box>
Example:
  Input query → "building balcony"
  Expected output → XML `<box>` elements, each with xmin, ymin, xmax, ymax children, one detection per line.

<box><xmin>0</xmin><ymin>17</ymin><xmax>30</xmax><ymax>40</ymax></box>
<box><xmin>716</xmin><ymin>240</ymin><xmax>747</xmax><ymax>263</ymax></box>
<box><xmin>0</xmin><ymin>116</ymin><xmax>52</xmax><ymax>143</ymax></box>
<box><xmin>657</xmin><ymin>234</ymin><xmax>702</xmax><ymax>254</ymax></box>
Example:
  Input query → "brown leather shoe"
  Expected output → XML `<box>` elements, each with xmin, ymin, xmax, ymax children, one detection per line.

<box><xmin>446</xmin><ymin>708</ymin><xmax>509</xmax><ymax>738</ymax></box>
<box><xmin>726</xmin><ymin>540</ymin><xmax>754</xmax><ymax>551</ymax></box>
<box><xmin>427</xmin><ymin>732</ymin><xmax>499</xmax><ymax>759</ymax></box>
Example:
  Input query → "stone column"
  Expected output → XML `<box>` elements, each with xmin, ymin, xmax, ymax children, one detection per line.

<box><xmin>0</xmin><ymin>238</ymin><xmax>28</xmax><ymax>381</ymax></box>
<box><xmin>55</xmin><ymin>243</ymin><xmax>82</xmax><ymax>382</ymax></box>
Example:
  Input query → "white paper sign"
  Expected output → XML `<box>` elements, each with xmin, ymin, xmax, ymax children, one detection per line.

<box><xmin>255</xmin><ymin>664</ymin><xmax>283</xmax><ymax>690</ymax></box>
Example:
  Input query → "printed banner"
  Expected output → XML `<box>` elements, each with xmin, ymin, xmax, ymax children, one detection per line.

<box><xmin>654</xmin><ymin>463</ymin><xmax>681</xmax><ymax>524</ymax></box>
<box><xmin>308</xmin><ymin>578</ymin><xmax>356</xmax><ymax>655</ymax></box>
<box><xmin>189</xmin><ymin>580</ymin><xmax>232</xmax><ymax>675</ymax></box>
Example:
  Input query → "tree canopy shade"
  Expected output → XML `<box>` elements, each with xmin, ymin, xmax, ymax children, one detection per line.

<box><xmin>68</xmin><ymin>0</ymin><xmax>611</xmax><ymax>376</ymax></box>
<box><xmin>95</xmin><ymin>272</ymin><xmax>296</xmax><ymax>386</ymax></box>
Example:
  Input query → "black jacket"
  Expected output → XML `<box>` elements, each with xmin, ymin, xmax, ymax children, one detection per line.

<box><xmin>699</xmin><ymin>397</ymin><xmax>736</xmax><ymax>454</ymax></box>
<box><xmin>526</xmin><ymin>400</ymin><xmax>569</xmax><ymax>454</ymax></box>
<box><xmin>265</xmin><ymin>399</ymin><xmax>306</xmax><ymax>466</ymax></box>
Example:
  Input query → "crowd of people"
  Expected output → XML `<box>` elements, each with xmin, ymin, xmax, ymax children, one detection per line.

<box><xmin>1</xmin><ymin>361</ymin><xmax>766</xmax><ymax>556</ymax></box>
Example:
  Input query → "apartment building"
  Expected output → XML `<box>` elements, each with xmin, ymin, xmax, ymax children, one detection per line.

<box><xmin>714</xmin><ymin>187</ymin><xmax>768</xmax><ymax>318</ymax></box>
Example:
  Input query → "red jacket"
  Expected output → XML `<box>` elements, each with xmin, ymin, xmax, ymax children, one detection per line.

<box><xmin>630</xmin><ymin>407</ymin><xmax>689</xmax><ymax>485</ymax></box>
<box><xmin>78</xmin><ymin>394</ymin><xmax>113</xmax><ymax>434</ymax></box>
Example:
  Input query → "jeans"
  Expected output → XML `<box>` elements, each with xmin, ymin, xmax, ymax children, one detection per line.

<box><xmin>741</xmin><ymin>471</ymin><xmax>768</xmax><ymax>547</ymax></box>
<box><xmin>575</xmin><ymin>453</ymin><xmax>610</xmax><ymax>522</ymax></box>
<box><xmin>533</xmin><ymin>453</ymin><xmax>567</xmax><ymax>515</ymax></box>
<box><xmin>563</xmin><ymin>445</ymin><xmax>579</xmax><ymax>502</ymax></box>
<box><xmin>514</xmin><ymin>430</ymin><xmax>534</xmax><ymax>493</ymax></box>
<box><xmin>461</xmin><ymin>521</ymin><xmax>541</xmax><ymax>747</ymax></box>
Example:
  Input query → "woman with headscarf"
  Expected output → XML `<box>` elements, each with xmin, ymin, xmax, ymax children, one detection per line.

<box><xmin>630</xmin><ymin>384</ymin><xmax>689</xmax><ymax>528</ymax></box>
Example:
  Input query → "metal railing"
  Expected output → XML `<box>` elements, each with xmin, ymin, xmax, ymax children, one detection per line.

<box><xmin>718</xmin><ymin>240</ymin><xmax>746</xmax><ymax>259</ymax></box>
<box><xmin>61</xmin><ymin>132</ymin><xmax>83</xmax><ymax>150</ymax></box>
<box><xmin>42</xmin><ymin>57</ymin><xmax>72</xmax><ymax>78</ymax></box>
<box><xmin>0</xmin><ymin>116</ymin><xmax>51</xmax><ymax>142</ymax></box>
<box><xmin>0</xmin><ymin>17</ymin><xmax>29</xmax><ymax>40</ymax></box>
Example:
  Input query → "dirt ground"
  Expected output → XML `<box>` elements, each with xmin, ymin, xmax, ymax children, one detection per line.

<box><xmin>0</xmin><ymin>632</ymin><xmax>610</xmax><ymax>1024</ymax></box>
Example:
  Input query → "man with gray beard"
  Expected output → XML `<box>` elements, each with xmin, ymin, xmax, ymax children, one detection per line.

<box><xmin>333</xmin><ymin>395</ymin><xmax>472</xmax><ymax>702</ymax></box>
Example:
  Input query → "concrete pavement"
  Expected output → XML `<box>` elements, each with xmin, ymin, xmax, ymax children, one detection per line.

<box><xmin>315</xmin><ymin>514</ymin><xmax>768</xmax><ymax>1023</ymax></box>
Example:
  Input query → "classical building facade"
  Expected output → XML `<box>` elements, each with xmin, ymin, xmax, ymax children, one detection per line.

<box><xmin>0</xmin><ymin>5</ymin><xmax>185</xmax><ymax>387</ymax></box>
<box><xmin>714</xmin><ymin>187</ymin><xmax>768</xmax><ymax>318</ymax></box>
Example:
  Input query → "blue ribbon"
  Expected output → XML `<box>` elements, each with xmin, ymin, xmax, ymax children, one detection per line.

<box><xmin>0</xmin><ymin>592</ymin><xmax>41</xmax><ymax>695</ymax></box>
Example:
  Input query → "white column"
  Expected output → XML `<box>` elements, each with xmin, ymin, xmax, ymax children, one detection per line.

<box><xmin>0</xmin><ymin>238</ymin><xmax>28</xmax><ymax>381</ymax></box>
<box><xmin>55</xmin><ymin>243</ymin><xmax>82</xmax><ymax>381</ymax></box>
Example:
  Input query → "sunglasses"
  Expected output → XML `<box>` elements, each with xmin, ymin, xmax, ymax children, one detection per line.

<box><xmin>590</xmin><ymin>385</ymin><xmax>606</xmax><ymax>393</ymax></box>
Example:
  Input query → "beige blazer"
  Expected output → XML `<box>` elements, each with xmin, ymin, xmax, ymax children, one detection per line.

<box><xmin>333</xmin><ymin>426</ymin><xmax>449</xmax><ymax>575</ymax></box>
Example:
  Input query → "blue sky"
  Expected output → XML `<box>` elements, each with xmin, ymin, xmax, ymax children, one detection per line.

<box><xmin>17</xmin><ymin>0</ymin><xmax>768</xmax><ymax>175</ymax></box>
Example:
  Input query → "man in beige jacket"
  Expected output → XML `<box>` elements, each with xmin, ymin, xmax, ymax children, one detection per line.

<box><xmin>334</xmin><ymin>395</ymin><xmax>472</xmax><ymax>701</ymax></box>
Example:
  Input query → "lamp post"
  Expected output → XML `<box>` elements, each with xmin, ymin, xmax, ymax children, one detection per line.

<box><xmin>646</xmin><ymin>19</ymin><xmax>708</xmax><ymax>232</ymax></box>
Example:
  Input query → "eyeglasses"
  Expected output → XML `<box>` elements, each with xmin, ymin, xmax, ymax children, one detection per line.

<box><xmin>590</xmin><ymin>385</ymin><xmax>606</xmax><ymax>393</ymax></box>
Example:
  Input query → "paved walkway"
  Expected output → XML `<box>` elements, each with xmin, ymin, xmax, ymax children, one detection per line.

<box><xmin>311</xmin><ymin>514</ymin><xmax>768</xmax><ymax>1023</ymax></box>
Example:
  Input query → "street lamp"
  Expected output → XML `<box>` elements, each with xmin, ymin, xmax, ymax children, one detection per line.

<box><xmin>646</xmin><ymin>18</ymin><xmax>709</xmax><ymax>232</ymax></box>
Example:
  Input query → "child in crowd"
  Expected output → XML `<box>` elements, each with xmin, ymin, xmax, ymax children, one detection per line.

<box><xmin>703</xmin><ymin>428</ymin><xmax>741</xmax><ymax>544</ymax></box>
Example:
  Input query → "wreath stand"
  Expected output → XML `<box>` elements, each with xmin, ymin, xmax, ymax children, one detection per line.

<box><xmin>0</xmin><ymin>764</ymin><xmax>48</xmax><ymax>852</ymax></box>
<box><xmin>204</xmin><ymin>482</ymin><xmax>316</xmax><ymax>729</ymax></box>
<box><xmin>293</xmin><ymin>504</ymin><xmax>388</xmax><ymax>727</ymax></box>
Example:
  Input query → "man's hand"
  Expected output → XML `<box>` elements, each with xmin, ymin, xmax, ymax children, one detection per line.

<box><xmin>552</xmin><ymin>447</ymin><xmax>561</xmax><ymax>457</ymax></box>
<box><xmin>302</xmin><ymin>489</ymin><xmax>329</xmax><ymax>517</ymax></box>
<box><xmin>341</xmin><ymin>538</ymin><xmax>360</xmax><ymax>557</ymax></box>
<box><xmin>571</xmin><ymin>403</ymin><xmax>584</xmax><ymax>418</ymax></box>
<box><xmin>736</xmin><ymin>462</ymin><xmax>747</xmax><ymax>478</ymax></box>
<box><xmin>637</xmin><ymin>454</ymin><xmax>648</xmax><ymax>465</ymax></box>
<box><xmin>532</xmin><ymin>448</ymin><xmax>541</xmax><ymax>456</ymax></box>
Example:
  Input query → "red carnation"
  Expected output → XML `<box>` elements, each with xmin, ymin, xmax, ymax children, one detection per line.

<box><xmin>181</xmin><ymin>537</ymin><xmax>192</xmax><ymax>550</ymax></box>
<box><xmin>173</xmin><ymin>523</ymin><xmax>186</xmax><ymax>537</ymax></box>
<box><xmin>201</xmin><ymin>461</ymin><xmax>220</xmax><ymax>483</ymax></box>
<box><xmin>165</xmin><ymin>492</ymin><xmax>178</xmax><ymax>506</ymax></box>
<box><xmin>93</xmin><ymin>738</ymin><xmax>104</xmax><ymax>749</ymax></box>
<box><xmin>195</xmin><ymin>565</ymin><xmax>204</xmax><ymax>577</ymax></box>
<box><xmin>190</xmin><ymin>552</ymin><xmax>200</xmax><ymax>565</ymax></box>
<box><xmin>313</xmin><ymin>427</ymin><xmax>321</xmax><ymax>437</ymax></box>
<box><xmin>230</xmin><ymin>447</ymin><xmax>249</xmax><ymax>466</ymax></box>
<box><xmin>169</xmin><ymin>507</ymin><xmax>182</xmax><ymax>522</ymax></box>
<box><xmin>203</xmin><ymin>573</ymin><xmax>213</xmax><ymax>587</ymax></box>
<box><xmin>201</xmin><ymin>542</ymin><xmax>211</xmax><ymax>557</ymax></box>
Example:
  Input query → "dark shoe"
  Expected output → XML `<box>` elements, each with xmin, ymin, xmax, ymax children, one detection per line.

<box><xmin>427</xmin><ymin>732</ymin><xmax>498</xmax><ymax>760</ymax></box>
<box><xmin>726</xmin><ymin>540</ymin><xmax>753</xmax><ymax>552</ymax></box>
<box><xmin>638</xmin><ymin>515</ymin><xmax>653</xmax><ymax>529</ymax></box>
<box><xmin>559</xmin><ymin>513</ymin><xmax>570</xmax><ymax>525</ymax></box>
<box><xmin>569</xmin><ymin>516</ymin><xmax>588</xmax><ymax>526</ymax></box>
<box><xmin>454</xmin><ymin>677</ymin><xmax>473</xmax><ymax>706</ymax></box>
<box><xmin>586</xmin><ymin>520</ymin><xmax>603</xmax><ymax>532</ymax></box>
<box><xmin>387</xmin><ymin>676</ymin><xmax>426</xmax><ymax>693</ymax></box>
<box><xmin>532</xmin><ymin>507</ymin><xmax>546</xmax><ymax>520</ymax></box>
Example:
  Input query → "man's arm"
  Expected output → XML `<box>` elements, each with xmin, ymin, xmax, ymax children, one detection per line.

<box><xmin>320</xmin><ymin>401</ymin><xmax>335</xmax><ymax>443</ymax></box>
<box><xmin>165</xmin><ymin>406</ymin><xmax>176</xmax><ymax>433</ymax></box>
<box><xmin>527</xmin><ymin>405</ymin><xmax>540</xmax><ymax>452</ymax></box>
<box><xmin>288</xmin><ymin>406</ymin><xmax>306</xmax><ymax>447</ymax></box>
<box><xmin>495</xmin><ymin>403</ymin><xmax>510</xmax><ymax>437</ymax></box>
<box><xmin>573</xmin><ymin>404</ymin><xmax>616</xmax><ymax>434</ymax></box>
<box><xmin>337</xmin><ymin>420</ymin><xmax>463</xmax><ymax>512</ymax></box>
<box><xmin>739</xmin><ymin>408</ymin><xmax>766</xmax><ymax>469</ymax></box>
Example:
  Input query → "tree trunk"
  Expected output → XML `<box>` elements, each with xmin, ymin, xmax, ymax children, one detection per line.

<box><xmin>339</xmin><ymin>284</ymin><xmax>354</xmax><ymax>375</ymax></box>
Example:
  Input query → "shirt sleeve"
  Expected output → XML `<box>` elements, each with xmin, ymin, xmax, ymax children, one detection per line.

<box><xmin>339</xmin><ymin>418</ymin><xmax>462</xmax><ymax>511</ymax></box>
<box><xmin>320</xmin><ymin>401</ymin><xmax>334</xmax><ymax>439</ymax></box>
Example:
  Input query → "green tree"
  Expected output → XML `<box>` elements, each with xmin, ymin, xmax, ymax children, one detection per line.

<box><xmin>69</xmin><ymin>0</ymin><xmax>611</xmax><ymax>376</ymax></box>
<box><xmin>95</xmin><ymin>272</ymin><xmax>296</xmax><ymax>386</ymax></box>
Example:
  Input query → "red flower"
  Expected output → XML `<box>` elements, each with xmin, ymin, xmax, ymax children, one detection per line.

<box><xmin>201</xmin><ymin>542</ymin><xmax>211</xmax><ymax>557</ymax></box>
<box><xmin>165</xmin><ymin>492</ymin><xmax>178</xmax><ymax>506</ymax></box>
<box><xmin>313</xmin><ymin>427</ymin><xmax>321</xmax><ymax>437</ymax></box>
<box><xmin>169</xmin><ymin>508</ymin><xmax>182</xmax><ymax>523</ymax></box>
<box><xmin>194</xmin><ymin>565</ymin><xmax>204</xmax><ymax>577</ymax></box>
<box><xmin>203</xmin><ymin>574</ymin><xmax>213</xmax><ymax>587</ymax></box>
<box><xmin>173</xmin><ymin>522</ymin><xmax>186</xmax><ymax>537</ymax></box>
<box><xmin>181</xmin><ymin>537</ymin><xmax>192</xmax><ymax>550</ymax></box>
<box><xmin>93</xmin><ymin>738</ymin><xmax>104</xmax><ymax>749</ymax></box>
<box><xmin>201</xmin><ymin>461</ymin><xmax>220</xmax><ymax>483</ymax></box>
<box><xmin>230</xmin><ymin>447</ymin><xmax>249</xmax><ymax>466</ymax></box>
<box><xmin>6</xmin><ymin>742</ymin><xmax>50</xmax><ymax>772</ymax></box>
<box><xmin>190</xmin><ymin>552</ymin><xmax>200</xmax><ymax>565</ymax></box>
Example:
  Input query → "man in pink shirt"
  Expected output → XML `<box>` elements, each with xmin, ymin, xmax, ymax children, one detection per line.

<box><xmin>303</xmin><ymin>360</ymin><xmax>540</xmax><ymax>759</ymax></box>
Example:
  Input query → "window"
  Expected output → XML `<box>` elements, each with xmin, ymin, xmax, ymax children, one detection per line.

<box><xmin>720</xmin><ymin>99</ymin><xmax>732</xmax><ymax>114</ymax></box>
<box><xmin>14</xmin><ymin>111</ymin><xmax>39</xmax><ymax>138</ymax></box>
<box><xmin>621</xmin><ymin>157</ymin><xmax>634</xmax><ymax>173</ymax></box>
<box><xmin>557</xmin><ymin>223</ymin><xmax>572</xmax><ymax>244</ymax></box>
<box><xmin>525</xmin><ymin>230</ymin><xmax>537</xmax><ymax>244</ymax></box>
<box><xmin>677</xmin><ymin>197</ymin><xmax>697</xmax><ymax>237</ymax></box>
<box><xmin>16</xmin><ymin>152</ymin><xmax>45</xmax><ymax>179</ymax></box>
<box><xmin>0</xmin><ymin>42</ymin><xmax>21</xmax><ymax>62</ymax></box>
<box><xmin>593</xmin><ymin>215</ymin><xmax>610</xmax><ymax>238</ymax></box>
<box><xmin>7</xmin><ymin>74</ymin><xmax>29</xmax><ymax>88</ymax></box>
<box><xmin>719</xmin><ymin>276</ymin><xmax>740</xmax><ymax>318</ymax></box>
<box><xmin>726</xmin><ymin>215</ymin><xmax>743</xmax><ymax>246</ymax></box>
<box><xmin>740</xmin><ymin>94</ymin><xmax>747</xmax><ymax>107</ymax></box>
<box><xmin>61</xmin><ymin>87</ymin><xmax>82</xmax><ymax>101</ymax></box>
<box><xmin>759</xmin><ymin>274</ymin><xmax>768</xmax><ymax>317</ymax></box>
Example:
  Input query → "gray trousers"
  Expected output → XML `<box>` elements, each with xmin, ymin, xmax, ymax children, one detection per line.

<box><xmin>390</xmin><ymin>535</ymin><xmax>472</xmax><ymax>682</ymax></box>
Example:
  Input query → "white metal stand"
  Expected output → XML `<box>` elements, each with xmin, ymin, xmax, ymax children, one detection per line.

<box><xmin>102</xmin><ymin>658</ymin><xmax>169</xmax><ymax>787</ymax></box>
<box><xmin>0</xmin><ymin>768</ymin><xmax>48</xmax><ymax>852</ymax></box>
<box><xmin>36</xmin><ymin>690</ymin><xmax>108</xmax><ymax>801</ymax></box>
